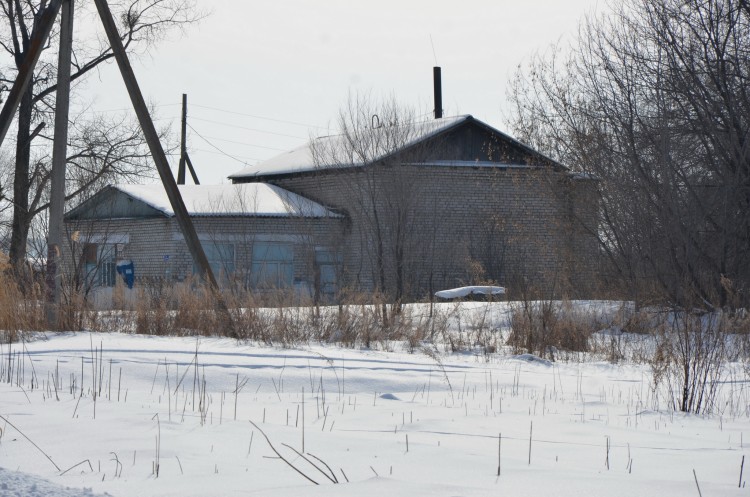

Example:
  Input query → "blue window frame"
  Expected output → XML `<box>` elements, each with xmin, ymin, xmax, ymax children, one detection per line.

<box><xmin>194</xmin><ymin>242</ymin><xmax>235</xmax><ymax>280</ymax></box>
<box><xmin>315</xmin><ymin>249</ymin><xmax>341</xmax><ymax>296</ymax></box>
<box><xmin>82</xmin><ymin>243</ymin><xmax>118</xmax><ymax>287</ymax></box>
<box><xmin>250</xmin><ymin>242</ymin><xmax>293</xmax><ymax>289</ymax></box>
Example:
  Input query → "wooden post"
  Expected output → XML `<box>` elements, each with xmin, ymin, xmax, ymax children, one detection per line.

<box><xmin>177</xmin><ymin>93</ymin><xmax>187</xmax><ymax>184</ymax></box>
<box><xmin>93</xmin><ymin>0</ymin><xmax>233</xmax><ymax>334</ymax></box>
<box><xmin>185</xmin><ymin>154</ymin><xmax>200</xmax><ymax>184</ymax></box>
<box><xmin>0</xmin><ymin>1</ymin><xmax>61</xmax><ymax>148</ymax></box>
<box><xmin>92</xmin><ymin>0</ymin><xmax>218</xmax><ymax>291</ymax></box>
<box><xmin>46</xmin><ymin>0</ymin><xmax>75</xmax><ymax>329</ymax></box>
<box><xmin>178</xmin><ymin>93</ymin><xmax>199</xmax><ymax>185</ymax></box>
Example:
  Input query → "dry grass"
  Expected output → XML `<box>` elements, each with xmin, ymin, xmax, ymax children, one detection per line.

<box><xmin>78</xmin><ymin>279</ymin><xmax>450</xmax><ymax>350</ymax></box>
<box><xmin>506</xmin><ymin>300</ymin><xmax>600</xmax><ymax>360</ymax></box>
<box><xmin>0</xmin><ymin>265</ymin><xmax>467</xmax><ymax>352</ymax></box>
<box><xmin>0</xmin><ymin>256</ymin><xmax>46</xmax><ymax>342</ymax></box>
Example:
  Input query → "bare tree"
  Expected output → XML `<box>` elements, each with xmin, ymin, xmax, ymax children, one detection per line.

<box><xmin>311</xmin><ymin>94</ymin><xmax>449</xmax><ymax>317</ymax></box>
<box><xmin>508</xmin><ymin>0</ymin><xmax>750</xmax><ymax>309</ymax></box>
<box><xmin>0</xmin><ymin>0</ymin><xmax>201</xmax><ymax>271</ymax></box>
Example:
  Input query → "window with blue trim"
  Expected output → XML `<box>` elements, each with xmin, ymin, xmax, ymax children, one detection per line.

<box><xmin>194</xmin><ymin>242</ymin><xmax>235</xmax><ymax>281</ymax></box>
<box><xmin>315</xmin><ymin>249</ymin><xmax>341</xmax><ymax>296</ymax></box>
<box><xmin>250</xmin><ymin>242</ymin><xmax>293</xmax><ymax>289</ymax></box>
<box><xmin>82</xmin><ymin>243</ymin><xmax>118</xmax><ymax>287</ymax></box>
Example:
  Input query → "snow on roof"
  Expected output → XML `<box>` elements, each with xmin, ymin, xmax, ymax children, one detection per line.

<box><xmin>229</xmin><ymin>115</ymin><xmax>469</xmax><ymax>179</ymax></box>
<box><xmin>405</xmin><ymin>160</ymin><xmax>531</xmax><ymax>169</ymax></box>
<box><xmin>569</xmin><ymin>171</ymin><xmax>598</xmax><ymax>180</ymax></box>
<box><xmin>116</xmin><ymin>183</ymin><xmax>339</xmax><ymax>218</ymax></box>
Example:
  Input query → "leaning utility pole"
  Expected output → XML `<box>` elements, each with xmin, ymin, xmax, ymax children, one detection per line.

<box><xmin>92</xmin><ymin>0</ymin><xmax>218</xmax><ymax>289</ymax></box>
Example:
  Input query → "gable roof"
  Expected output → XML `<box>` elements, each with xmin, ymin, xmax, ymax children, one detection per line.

<box><xmin>65</xmin><ymin>183</ymin><xmax>341</xmax><ymax>220</ymax></box>
<box><xmin>228</xmin><ymin>114</ymin><xmax>565</xmax><ymax>180</ymax></box>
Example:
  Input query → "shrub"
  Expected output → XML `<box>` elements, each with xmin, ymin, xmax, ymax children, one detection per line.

<box><xmin>507</xmin><ymin>300</ymin><xmax>595</xmax><ymax>359</ymax></box>
<box><xmin>649</xmin><ymin>308</ymin><xmax>727</xmax><ymax>414</ymax></box>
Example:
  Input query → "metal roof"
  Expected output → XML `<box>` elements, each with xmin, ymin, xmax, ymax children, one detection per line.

<box><xmin>228</xmin><ymin>115</ymin><xmax>470</xmax><ymax>179</ymax></box>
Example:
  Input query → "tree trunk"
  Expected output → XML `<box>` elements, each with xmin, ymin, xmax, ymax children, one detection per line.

<box><xmin>9</xmin><ymin>83</ymin><xmax>34</xmax><ymax>272</ymax></box>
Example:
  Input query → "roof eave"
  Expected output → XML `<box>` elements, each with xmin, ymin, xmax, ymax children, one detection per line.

<box><xmin>461</xmin><ymin>116</ymin><xmax>569</xmax><ymax>172</ymax></box>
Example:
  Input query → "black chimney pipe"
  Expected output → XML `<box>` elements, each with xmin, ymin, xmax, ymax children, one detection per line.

<box><xmin>433</xmin><ymin>66</ymin><xmax>443</xmax><ymax>119</ymax></box>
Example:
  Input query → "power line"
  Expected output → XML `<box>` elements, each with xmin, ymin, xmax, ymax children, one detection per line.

<box><xmin>186</xmin><ymin>123</ymin><xmax>252</xmax><ymax>166</ymax></box>
<box><xmin>167</xmin><ymin>148</ymin><xmax>260</xmax><ymax>162</ymax></box>
<box><xmin>53</xmin><ymin>101</ymin><xmax>323</xmax><ymax>139</ymax></box>
<box><xmin>54</xmin><ymin>100</ymin><xmax>326</xmax><ymax>132</ymax></box>
<box><xmin>189</xmin><ymin>116</ymin><xmax>305</xmax><ymax>139</ymax></box>
<box><xmin>89</xmin><ymin>103</ymin><xmax>181</xmax><ymax>114</ymax></box>
<box><xmin>191</xmin><ymin>148</ymin><xmax>262</xmax><ymax>163</ymax></box>
<box><xmin>189</xmin><ymin>103</ymin><xmax>327</xmax><ymax>130</ymax></box>
<box><xmin>193</xmin><ymin>133</ymin><xmax>288</xmax><ymax>151</ymax></box>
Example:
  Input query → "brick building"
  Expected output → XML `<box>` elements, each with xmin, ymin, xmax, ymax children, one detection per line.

<box><xmin>64</xmin><ymin>183</ymin><xmax>344</xmax><ymax>301</ymax></box>
<box><xmin>65</xmin><ymin>115</ymin><xmax>598</xmax><ymax>301</ymax></box>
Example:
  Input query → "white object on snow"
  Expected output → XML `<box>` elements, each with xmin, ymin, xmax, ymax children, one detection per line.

<box><xmin>434</xmin><ymin>285</ymin><xmax>506</xmax><ymax>299</ymax></box>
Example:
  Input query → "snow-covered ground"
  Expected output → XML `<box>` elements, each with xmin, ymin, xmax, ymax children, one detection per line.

<box><xmin>1</xmin><ymin>320</ymin><xmax>748</xmax><ymax>496</ymax></box>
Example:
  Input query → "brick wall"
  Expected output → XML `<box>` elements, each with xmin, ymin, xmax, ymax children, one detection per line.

<box><xmin>62</xmin><ymin>215</ymin><xmax>344</xmax><ymax>294</ymax></box>
<box><xmin>63</xmin><ymin>165</ymin><xmax>599</xmax><ymax>301</ymax></box>
<box><xmin>267</xmin><ymin>164</ymin><xmax>599</xmax><ymax>298</ymax></box>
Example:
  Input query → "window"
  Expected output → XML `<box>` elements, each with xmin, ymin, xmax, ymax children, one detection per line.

<box><xmin>250</xmin><ymin>242</ymin><xmax>293</xmax><ymax>289</ymax></box>
<box><xmin>82</xmin><ymin>243</ymin><xmax>118</xmax><ymax>287</ymax></box>
<box><xmin>315</xmin><ymin>249</ymin><xmax>341</xmax><ymax>296</ymax></box>
<box><xmin>194</xmin><ymin>242</ymin><xmax>235</xmax><ymax>281</ymax></box>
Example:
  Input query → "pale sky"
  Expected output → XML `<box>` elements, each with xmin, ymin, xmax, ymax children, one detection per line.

<box><xmin>82</xmin><ymin>0</ymin><xmax>601</xmax><ymax>184</ymax></box>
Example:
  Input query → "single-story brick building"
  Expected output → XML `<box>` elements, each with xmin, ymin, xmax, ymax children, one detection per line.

<box><xmin>64</xmin><ymin>114</ymin><xmax>598</xmax><ymax>302</ymax></box>
<box><xmin>63</xmin><ymin>183</ymin><xmax>345</xmax><ymax>301</ymax></box>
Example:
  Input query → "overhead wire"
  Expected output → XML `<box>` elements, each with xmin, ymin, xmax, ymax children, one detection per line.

<box><xmin>188</xmin><ymin>116</ymin><xmax>305</xmax><ymax>140</ymax></box>
<box><xmin>192</xmin><ymin>133</ymin><xmax>287</xmax><ymax>151</ymax></box>
<box><xmin>19</xmin><ymin>99</ymin><xmax>319</xmax><ymax>168</ymax></box>
<box><xmin>190</xmin><ymin>148</ymin><xmax>262</xmax><ymax>162</ymax></box>
<box><xmin>84</xmin><ymin>102</ymin><xmax>309</xmax><ymax>153</ymax></box>
<box><xmin>89</xmin><ymin>100</ymin><xmax>327</xmax><ymax>130</ymax></box>
<box><xmin>188</xmin><ymin>103</ymin><xmax>327</xmax><ymax>130</ymax></box>
<box><xmin>87</xmin><ymin>102</ymin><xmax>181</xmax><ymax>114</ymax></box>
<box><xmin>186</xmin><ymin>123</ymin><xmax>254</xmax><ymax>166</ymax></box>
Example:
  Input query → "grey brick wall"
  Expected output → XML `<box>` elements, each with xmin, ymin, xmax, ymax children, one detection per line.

<box><xmin>62</xmin><ymin>215</ymin><xmax>344</xmax><ymax>294</ymax></box>
<box><xmin>63</xmin><ymin>165</ymin><xmax>598</xmax><ymax>301</ymax></box>
<box><xmin>266</xmin><ymin>164</ymin><xmax>599</xmax><ymax>298</ymax></box>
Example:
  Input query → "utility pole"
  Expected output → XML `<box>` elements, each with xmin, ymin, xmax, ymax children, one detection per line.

<box><xmin>177</xmin><ymin>93</ymin><xmax>200</xmax><ymax>185</ymax></box>
<box><xmin>178</xmin><ymin>93</ymin><xmax>187</xmax><ymax>184</ymax></box>
<box><xmin>46</xmin><ymin>0</ymin><xmax>74</xmax><ymax>328</ymax></box>
<box><xmin>93</xmin><ymin>0</ymin><xmax>233</xmax><ymax>335</ymax></box>
<box><xmin>92</xmin><ymin>0</ymin><xmax>216</xmax><ymax>289</ymax></box>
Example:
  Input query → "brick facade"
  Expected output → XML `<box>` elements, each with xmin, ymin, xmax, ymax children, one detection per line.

<box><xmin>64</xmin><ymin>116</ymin><xmax>599</xmax><ymax>302</ymax></box>
<box><xmin>62</xmin><ymin>215</ymin><xmax>345</xmax><ymax>297</ymax></box>
<box><xmin>254</xmin><ymin>165</ymin><xmax>599</xmax><ymax>299</ymax></box>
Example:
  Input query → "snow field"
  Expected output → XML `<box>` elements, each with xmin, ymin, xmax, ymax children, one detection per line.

<box><xmin>0</xmin><ymin>330</ymin><xmax>748</xmax><ymax>496</ymax></box>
